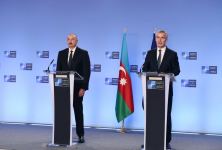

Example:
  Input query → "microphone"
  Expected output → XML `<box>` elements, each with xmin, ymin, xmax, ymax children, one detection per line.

<box><xmin>44</xmin><ymin>59</ymin><xmax>54</xmax><ymax>73</ymax></box>
<box><xmin>136</xmin><ymin>65</ymin><xmax>144</xmax><ymax>76</ymax></box>
<box><xmin>139</xmin><ymin>64</ymin><xmax>144</xmax><ymax>73</ymax></box>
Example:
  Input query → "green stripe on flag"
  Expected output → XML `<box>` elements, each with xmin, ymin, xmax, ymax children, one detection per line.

<box><xmin>115</xmin><ymin>91</ymin><xmax>132</xmax><ymax>122</ymax></box>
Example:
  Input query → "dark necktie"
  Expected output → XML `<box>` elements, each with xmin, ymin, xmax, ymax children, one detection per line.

<box><xmin>157</xmin><ymin>50</ymin><xmax>162</xmax><ymax>68</ymax></box>
<box><xmin>68</xmin><ymin>51</ymin><xmax>73</xmax><ymax>69</ymax></box>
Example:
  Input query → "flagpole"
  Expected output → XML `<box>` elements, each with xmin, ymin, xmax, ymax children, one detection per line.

<box><xmin>120</xmin><ymin>119</ymin><xmax>126</xmax><ymax>133</ymax></box>
<box><xmin>123</xmin><ymin>27</ymin><xmax>127</xmax><ymax>34</ymax></box>
<box><xmin>154</xmin><ymin>27</ymin><xmax>158</xmax><ymax>33</ymax></box>
<box><xmin>115</xmin><ymin>28</ymin><xmax>134</xmax><ymax>134</ymax></box>
<box><xmin>120</xmin><ymin>28</ymin><xmax>127</xmax><ymax>134</ymax></box>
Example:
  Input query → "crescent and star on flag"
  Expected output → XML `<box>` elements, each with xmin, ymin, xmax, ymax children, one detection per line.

<box><xmin>119</xmin><ymin>66</ymin><xmax>127</xmax><ymax>86</ymax></box>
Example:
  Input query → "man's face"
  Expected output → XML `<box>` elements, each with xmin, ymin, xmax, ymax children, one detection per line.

<box><xmin>67</xmin><ymin>35</ymin><xmax>78</xmax><ymax>48</ymax></box>
<box><xmin>156</xmin><ymin>32</ymin><xmax>167</xmax><ymax>48</ymax></box>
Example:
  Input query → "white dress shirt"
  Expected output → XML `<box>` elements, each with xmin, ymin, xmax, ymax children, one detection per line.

<box><xmin>68</xmin><ymin>47</ymin><xmax>76</xmax><ymax>62</ymax></box>
<box><xmin>157</xmin><ymin>47</ymin><xmax>166</xmax><ymax>63</ymax></box>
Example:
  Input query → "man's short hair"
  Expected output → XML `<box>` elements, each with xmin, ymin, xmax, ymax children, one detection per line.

<box><xmin>155</xmin><ymin>30</ymin><xmax>168</xmax><ymax>39</ymax></box>
<box><xmin>67</xmin><ymin>33</ymin><xmax>78</xmax><ymax>40</ymax></box>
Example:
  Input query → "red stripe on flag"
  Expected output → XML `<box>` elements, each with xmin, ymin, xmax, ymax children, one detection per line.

<box><xmin>117</xmin><ymin>63</ymin><xmax>134</xmax><ymax>112</ymax></box>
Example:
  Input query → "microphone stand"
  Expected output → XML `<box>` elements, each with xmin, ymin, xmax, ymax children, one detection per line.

<box><xmin>43</xmin><ymin>59</ymin><xmax>54</xmax><ymax>73</ymax></box>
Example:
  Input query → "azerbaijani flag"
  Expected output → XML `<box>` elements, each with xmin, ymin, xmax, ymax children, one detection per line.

<box><xmin>115</xmin><ymin>32</ymin><xmax>134</xmax><ymax>122</ymax></box>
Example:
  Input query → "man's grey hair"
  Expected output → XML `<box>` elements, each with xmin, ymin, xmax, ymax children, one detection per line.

<box><xmin>155</xmin><ymin>30</ymin><xmax>168</xmax><ymax>39</ymax></box>
<box><xmin>67</xmin><ymin>33</ymin><xmax>78</xmax><ymax>40</ymax></box>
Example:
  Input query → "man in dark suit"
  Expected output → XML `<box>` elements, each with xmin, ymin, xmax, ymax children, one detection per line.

<box><xmin>56</xmin><ymin>33</ymin><xmax>91</xmax><ymax>143</ymax></box>
<box><xmin>142</xmin><ymin>30</ymin><xmax>180</xmax><ymax>149</ymax></box>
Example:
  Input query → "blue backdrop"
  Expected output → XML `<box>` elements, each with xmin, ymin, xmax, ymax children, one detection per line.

<box><xmin>1</xmin><ymin>0</ymin><xmax>222</xmax><ymax>134</ymax></box>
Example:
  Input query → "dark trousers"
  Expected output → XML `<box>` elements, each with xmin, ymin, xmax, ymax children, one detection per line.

<box><xmin>73</xmin><ymin>90</ymin><xmax>84</xmax><ymax>137</ymax></box>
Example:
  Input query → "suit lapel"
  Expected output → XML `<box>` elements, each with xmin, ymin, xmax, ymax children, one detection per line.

<box><xmin>64</xmin><ymin>48</ymin><xmax>69</xmax><ymax>65</ymax></box>
<box><xmin>152</xmin><ymin>49</ymin><xmax>158</xmax><ymax>69</ymax></box>
<box><xmin>159</xmin><ymin>48</ymin><xmax>169</xmax><ymax>70</ymax></box>
<box><xmin>71</xmin><ymin>47</ymin><xmax>80</xmax><ymax>68</ymax></box>
<box><xmin>152</xmin><ymin>49</ymin><xmax>158</xmax><ymax>64</ymax></box>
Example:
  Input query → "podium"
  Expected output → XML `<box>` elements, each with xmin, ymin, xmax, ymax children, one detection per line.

<box><xmin>47</xmin><ymin>71</ymin><xmax>83</xmax><ymax>146</ymax></box>
<box><xmin>140</xmin><ymin>72</ymin><xmax>172</xmax><ymax>150</ymax></box>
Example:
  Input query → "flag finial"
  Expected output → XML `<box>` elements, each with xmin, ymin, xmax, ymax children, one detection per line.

<box><xmin>154</xmin><ymin>27</ymin><xmax>159</xmax><ymax>34</ymax></box>
<box><xmin>123</xmin><ymin>28</ymin><xmax>128</xmax><ymax>33</ymax></box>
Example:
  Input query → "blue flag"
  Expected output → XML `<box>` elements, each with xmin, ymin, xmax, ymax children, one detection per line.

<box><xmin>151</xmin><ymin>33</ymin><xmax>157</xmax><ymax>49</ymax></box>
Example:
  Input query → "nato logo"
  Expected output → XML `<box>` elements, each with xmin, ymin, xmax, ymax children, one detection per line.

<box><xmin>181</xmin><ymin>79</ymin><xmax>196</xmax><ymax>87</ymax></box>
<box><xmin>54</xmin><ymin>78</ymin><xmax>63</xmax><ymax>86</ymax></box>
<box><xmin>105</xmin><ymin>51</ymin><xmax>119</xmax><ymax>59</ymax></box>
<box><xmin>182</xmin><ymin>52</ymin><xmax>197</xmax><ymax>60</ymax></box>
<box><xmin>4</xmin><ymin>75</ymin><xmax>16</xmax><ymax>82</ymax></box>
<box><xmin>147</xmin><ymin>80</ymin><xmax>157</xmax><ymax>89</ymax></box>
<box><xmin>36</xmin><ymin>76</ymin><xmax>49</xmax><ymax>83</ymax></box>
<box><xmin>142</xmin><ymin>51</ymin><xmax>147</xmax><ymax>59</ymax></box>
<box><xmin>147</xmin><ymin>80</ymin><xmax>164</xmax><ymax>90</ymax></box>
<box><xmin>91</xmin><ymin>64</ymin><xmax>101</xmax><ymax>72</ymax></box>
<box><xmin>130</xmin><ymin>65</ymin><xmax>138</xmax><ymax>72</ymax></box>
<box><xmin>105</xmin><ymin>78</ymin><xmax>118</xmax><ymax>85</ymax></box>
<box><xmin>4</xmin><ymin>51</ymin><xmax>16</xmax><ymax>58</ymax></box>
<box><xmin>36</xmin><ymin>51</ymin><xmax>49</xmax><ymax>58</ymax></box>
<box><xmin>202</xmin><ymin>66</ymin><xmax>217</xmax><ymax>74</ymax></box>
<box><xmin>20</xmin><ymin>63</ymin><xmax>32</xmax><ymax>70</ymax></box>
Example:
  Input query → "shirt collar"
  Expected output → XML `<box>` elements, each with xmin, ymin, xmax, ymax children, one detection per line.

<box><xmin>69</xmin><ymin>46</ymin><xmax>77</xmax><ymax>52</ymax></box>
<box><xmin>157</xmin><ymin>46</ymin><xmax>166</xmax><ymax>52</ymax></box>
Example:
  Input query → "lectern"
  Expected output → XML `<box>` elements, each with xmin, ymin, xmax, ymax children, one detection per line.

<box><xmin>140</xmin><ymin>72</ymin><xmax>172</xmax><ymax>150</ymax></box>
<box><xmin>47</xmin><ymin>71</ymin><xmax>83</xmax><ymax>146</ymax></box>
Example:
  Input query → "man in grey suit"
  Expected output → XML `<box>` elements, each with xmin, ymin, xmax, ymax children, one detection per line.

<box><xmin>143</xmin><ymin>30</ymin><xmax>180</xmax><ymax>149</ymax></box>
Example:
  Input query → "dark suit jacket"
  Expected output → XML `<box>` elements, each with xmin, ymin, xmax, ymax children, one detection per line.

<box><xmin>142</xmin><ymin>47</ymin><xmax>180</xmax><ymax>95</ymax></box>
<box><xmin>56</xmin><ymin>47</ymin><xmax>91</xmax><ymax>91</ymax></box>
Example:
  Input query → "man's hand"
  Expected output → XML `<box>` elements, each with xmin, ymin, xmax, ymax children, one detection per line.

<box><xmin>78</xmin><ymin>89</ymin><xmax>85</xmax><ymax>97</ymax></box>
